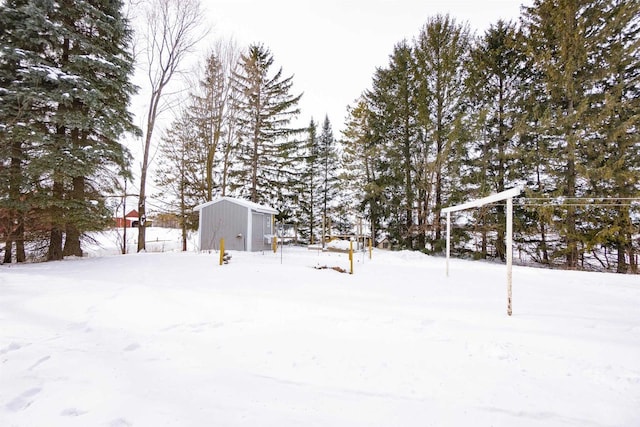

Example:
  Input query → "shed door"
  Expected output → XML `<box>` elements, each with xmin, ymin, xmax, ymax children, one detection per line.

<box><xmin>251</xmin><ymin>212</ymin><xmax>265</xmax><ymax>251</ymax></box>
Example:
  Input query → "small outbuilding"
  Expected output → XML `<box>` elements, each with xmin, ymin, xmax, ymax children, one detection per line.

<box><xmin>194</xmin><ymin>196</ymin><xmax>278</xmax><ymax>252</ymax></box>
<box><xmin>115</xmin><ymin>209</ymin><xmax>140</xmax><ymax>228</ymax></box>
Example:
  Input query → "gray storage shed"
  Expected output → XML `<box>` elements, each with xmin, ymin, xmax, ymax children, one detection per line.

<box><xmin>195</xmin><ymin>197</ymin><xmax>278</xmax><ymax>252</ymax></box>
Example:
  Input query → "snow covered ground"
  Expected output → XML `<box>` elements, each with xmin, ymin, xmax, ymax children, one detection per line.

<box><xmin>1</xmin><ymin>228</ymin><xmax>639</xmax><ymax>426</ymax></box>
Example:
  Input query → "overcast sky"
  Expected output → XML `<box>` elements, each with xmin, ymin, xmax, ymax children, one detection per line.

<box><xmin>204</xmin><ymin>0</ymin><xmax>531</xmax><ymax>133</ymax></box>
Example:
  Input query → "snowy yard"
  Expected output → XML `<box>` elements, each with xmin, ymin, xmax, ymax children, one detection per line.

<box><xmin>1</xmin><ymin>230</ymin><xmax>639</xmax><ymax>426</ymax></box>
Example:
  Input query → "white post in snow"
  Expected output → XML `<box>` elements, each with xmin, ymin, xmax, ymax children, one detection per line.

<box><xmin>506</xmin><ymin>197</ymin><xmax>513</xmax><ymax>316</ymax></box>
<box><xmin>446</xmin><ymin>211</ymin><xmax>451</xmax><ymax>277</ymax></box>
<box><xmin>441</xmin><ymin>186</ymin><xmax>522</xmax><ymax>315</ymax></box>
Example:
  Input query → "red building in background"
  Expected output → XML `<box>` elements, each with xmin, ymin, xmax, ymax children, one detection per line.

<box><xmin>114</xmin><ymin>210</ymin><xmax>139</xmax><ymax>228</ymax></box>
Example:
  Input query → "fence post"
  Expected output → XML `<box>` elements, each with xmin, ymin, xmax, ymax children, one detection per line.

<box><xmin>349</xmin><ymin>240</ymin><xmax>354</xmax><ymax>275</ymax></box>
<box><xmin>219</xmin><ymin>238</ymin><xmax>225</xmax><ymax>266</ymax></box>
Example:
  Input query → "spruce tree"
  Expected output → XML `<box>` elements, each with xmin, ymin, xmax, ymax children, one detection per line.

<box><xmin>230</xmin><ymin>43</ymin><xmax>302</xmax><ymax>206</ymax></box>
<box><xmin>1</xmin><ymin>0</ymin><xmax>137</xmax><ymax>261</ymax></box>
<box><xmin>0</xmin><ymin>0</ymin><xmax>53</xmax><ymax>262</ymax></box>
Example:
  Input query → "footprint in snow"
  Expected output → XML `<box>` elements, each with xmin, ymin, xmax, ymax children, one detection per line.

<box><xmin>28</xmin><ymin>355</ymin><xmax>51</xmax><ymax>370</ymax></box>
<box><xmin>5</xmin><ymin>387</ymin><xmax>42</xmax><ymax>412</ymax></box>
<box><xmin>60</xmin><ymin>407</ymin><xmax>87</xmax><ymax>417</ymax></box>
<box><xmin>0</xmin><ymin>342</ymin><xmax>25</xmax><ymax>355</ymax></box>
<box><xmin>123</xmin><ymin>343</ymin><xmax>140</xmax><ymax>352</ymax></box>
<box><xmin>110</xmin><ymin>418</ymin><xmax>132</xmax><ymax>427</ymax></box>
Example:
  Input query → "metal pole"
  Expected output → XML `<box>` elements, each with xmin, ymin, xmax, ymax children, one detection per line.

<box><xmin>507</xmin><ymin>197</ymin><xmax>513</xmax><ymax>316</ymax></box>
<box><xmin>122</xmin><ymin>181</ymin><xmax>127</xmax><ymax>255</ymax></box>
<box><xmin>446</xmin><ymin>211</ymin><xmax>451</xmax><ymax>277</ymax></box>
<box><xmin>280</xmin><ymin>221</ymin><xmax>283</xmax><ymax>265</ymax></box>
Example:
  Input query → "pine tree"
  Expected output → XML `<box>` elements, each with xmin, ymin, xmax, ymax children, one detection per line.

<box><xmin>189</xmin><ymin>42</ymin><xmax>240</xmax><ymax>202</ymax></box>
<box><xmin>295</xmin><ymin>118</ymin><xmax>320</xmax><ymax>243</ymax></box>
<box><xmin>154</xmin><ymin>111</ymin><xmax>202</xmax><ymax>251</ymax></box>
<box><xmin>366</xmin><ymin>41</ymin><xmax>421</xmax><ymax>249</ymax></box>
<box><xmin>579</xmin><ymin>0</ymin><xmax>640</xmax><ymax>273</ymax></box>
<box><xmin>522</xmin><ymin>0</ymin><xmax>617</xmax><ymax>269</ymax></box>
<box><xmin>414</xmin><ymin>14</ymin><xmax>471</xmax><ymax>252</ymax></box>
<box><xmin>465</xmin><ymin>21</ymin><xmax>525</xmax><ymax>260</ymax></box>
<box><xmin>230</xmin><ymin>43</ymin><xmax>302</xmax><ymax>206</ymax></box>
<box><xmin>317</xmin><ymin>115</ymin><xmax>339</xmax><ymax>244</ymax></box>
<box><xmin>340</xmin><ymin>97</ymin><xmax>385</xmax><ymax>243</ymax></box>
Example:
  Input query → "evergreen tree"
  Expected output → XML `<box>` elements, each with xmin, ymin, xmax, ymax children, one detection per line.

<box><xmin>522</xmin><ymin>0</ymin><xmax>623</xmax><ymax>269</ymax></box>
<box><xmin>465</xmin><ymin>21</ymin><xmax>525</xmax><ymax>260</ymax></box>
<box><xmin>1</xmin><ymin>0</ymin><xmax>137</xmax><ymax>261</ymax></box>
<box><xmin>0</xmin><ymin>0</ymin><xmax>53</xmax><ymax>262</ymax></box>
<box><xmin>340</xmin><ymin>97</ymin><xmax>385</xmax><ymax>243</ymax></box>
<box><xmin>230</xmin><ymin>43</ymin><xmax>302</xmax><ymax>206</ymax></box>
<box><xmin>296</xmin><ymin>118</ymin><xmax>320</xmax><ymax>243</ymax></box>
<box><xmin>579</xmin><ymin>0</ymin><xmax>640</xmax><ymax>273</ymax></box>
<box><xmin>414</xmin><ymin>14</ymin><xmax>471</xmax><ymax>252</ymax></box>
<box><xmin>317</xmin><ymin>115</ymin><xmax>339</xmax><ymax>244</ymax></box>
<box><xmin>154</xmin><ymin>111</ymin><xmax>201</xmax><ymax>251</ymax></box>
<box><xmin>366</xmin><ymin>41</ymin><xmax>421</xmax><ymax>249</ymax></box>
<box><xmin>189</xmin><ymin>42</ymin><xmax>240</xmax><ymax>201</ymax></box>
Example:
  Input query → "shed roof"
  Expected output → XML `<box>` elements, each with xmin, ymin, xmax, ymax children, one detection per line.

<box><xmin>194</xmin><ymin>196</ymin><xmax>278</xmax><ymax>215</ymax></box>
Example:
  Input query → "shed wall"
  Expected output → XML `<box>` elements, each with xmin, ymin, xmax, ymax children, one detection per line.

<box><xmin>199</xmin><ymin>200</ymin><xmax>247</xmax><ymax>251</ymax></box>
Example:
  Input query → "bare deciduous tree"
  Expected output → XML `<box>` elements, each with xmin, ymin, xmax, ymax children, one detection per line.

<box><xmin>137</xmin><ymin>0</ymin><xmax>206</xmax><ymax>252</ymax></box>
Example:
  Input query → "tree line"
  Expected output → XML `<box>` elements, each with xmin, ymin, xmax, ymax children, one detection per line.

<box><xmin>1</xmin><ymin>0</ymin><xmax>638</xmax><ymax>273</ymax></box>
<box><xmin>341</xmin><ymin>1</ymin><xmax>639</xmax><ymax>273</ymax></box>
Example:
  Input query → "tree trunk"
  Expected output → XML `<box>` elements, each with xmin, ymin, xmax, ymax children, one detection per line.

<box><xmin>3</xmin><ymin>239</ymin><xmax>12</xmax><ymax>264</ymax></box>
<box><xmin>15</xmin><ymin>215</ymin><xmax>25</xmax><ymax>262</ymax></box>
<box><xmin>496</xmin><ymin>78</ymin><xmax>506</xmax><ymax>261</ymax></box>
<box><xmin>47</xmin><ymin>179</ymin><xmax>65</xmax><ymax>261</ymax></box>
<box><xmin>615</xmin><ymin>206</ymin><xmax>632</xmax><ymax>274</ymax></box>
<box><xmin>250</xmin><ymin>133</ymin><xmax>259</xmax><ymax>203</ymax></box>
<box><xmin>48</xmin><ymin>124</ymin><xmax>65</xmax><ymax>262</ymax></box>
<box><xmin>63</xmin><ymin>175</ymin><xmax>84</xmax><ymax>257</ymax></box>
<box><xmin>616</xmin><ymin>241</ymin><xmax>628</xmax><ymax>274</ymax></box>
<box><xmin>565</xmin><ymin>140</ymin><xmax>578</xmax><ymax>269</ymax></box>
<box><xmin>539</xmin><ymin>219</ymin><xmax>550</xmax><ymax>265</ymax></box>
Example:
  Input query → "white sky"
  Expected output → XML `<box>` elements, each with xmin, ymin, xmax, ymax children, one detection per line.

<box><xmin>204</xmin><ymin>0</ymin><xmax>531</xmax><ymax>133</ymax></box>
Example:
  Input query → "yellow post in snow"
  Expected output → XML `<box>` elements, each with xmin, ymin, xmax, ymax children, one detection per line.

<box><xmin>369</xmin><ymin>238</ymin><xmax>372</xmax><ymax>259</ymax></box>
<box><xmin>219</xmin><ymin>238</ymin><xmax>225</xmax><ymax>266</ymax></box>
<box><xmin>349</xmin><ymin>240</ymin><xmax>354</xmax><ymax>275</ymax></box>
<box><xmin>272</xmin><ymin>215</ymin><xmax>277</xmax><ymax>253</ymax></box>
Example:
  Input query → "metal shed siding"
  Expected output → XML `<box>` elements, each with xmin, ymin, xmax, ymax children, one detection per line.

<box><xmin>251</xmin><ymin>212</ymin><xmax>273</xmax><ymax>252</ymax></box>
<box><xmin>199</xmin><ymin>200</ymin><xmax>248</xmax><ymax>251</ymax></box>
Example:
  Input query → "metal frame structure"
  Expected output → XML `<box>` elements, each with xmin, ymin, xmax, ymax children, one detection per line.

<box><xmin>442</xmin><ymin>186</ymin><xmax>523</xmax><ymax>316</ymax></box>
